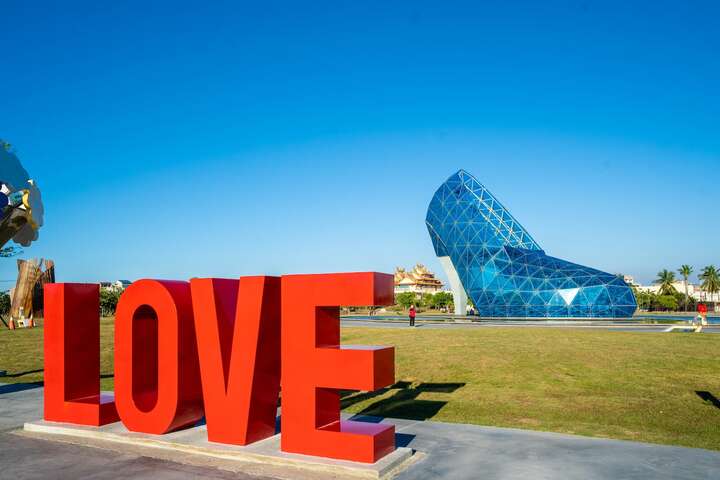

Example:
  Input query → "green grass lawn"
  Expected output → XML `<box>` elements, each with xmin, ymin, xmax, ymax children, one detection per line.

<box><xmin>2</xmin><ymin>319</ymin><xmax>720</xmax><ymax>450</ymax></box>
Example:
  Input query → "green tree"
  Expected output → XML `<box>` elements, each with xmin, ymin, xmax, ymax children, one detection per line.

<box><xmin>433</xmin><ymin>292</ymin><xmax>454</xmax><ymax>309</ymax></box>
<box><xmin>655</xmin><ymin>269</ymin><xmax>677</xmax><ymax>296</ymax></box>
<box><xmin>420</xmin><ymin>293</ymin><xmax>435</xmax><ymax>308</ymax></box>
<box><xmin>99</xmin><ymin>288</ymin><xmax>122</xmax><ymax>316</ymax></box>
<box><xmin>700</xmin><ymin>265</ymin><xmax>720</xmax><ymax>305</ymax></box>
<box><xmin>678</xmin><ymin>265</ymin><xmax>693</xmax><ymax>311</ymax></box>
<box><xmin>656</xmin><ymin>295</ymin><xmax>678</xmax><ymax>311</ymax></box>
<box><xmin>395</xmin><ymin>292</ymin><xmax>417</xmax><ymax>309</ymax></box>
<box><xmin>632</xmin><ymin>287</ymin><xmax>650</xmax><ymax>310</ymax></box>
<box><xmin>0</xmin><ymin>291</ymin><xmax>10</xmax><ymax>316</ymax></box>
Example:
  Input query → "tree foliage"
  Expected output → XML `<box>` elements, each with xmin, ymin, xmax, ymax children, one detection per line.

<box><xmin>394</xmin><ymin>292</ymin><xmax>417</xmax><ymax>309</ymax></box>
<box><xmin>395</xmin><ymin>291</ymin><xmax>456</xmax><ymax>311</ymax></box>
<box><xmin>99</xmin><ymin>288</ymin><xmax>122</xmax><ymax>316</ymax></box>
<box><xmin>430</xmin><ymin>291</ymin><xmax>454</xmax><ymax>308</ymax></box>
<box><xmin>700</xmin><ymin>265</ymin><xmax>720</xmax><ymax>297</ymax></box>
<box><xmin>655</xmin><ymin>294</ymin><xmax>679</xmax><ymax>311</ymax></box>
<box><xmin>0</xmin><ymin>291</ymin><xmax>10</xmax><ymax>315</ymax></box>
<box><xmin>678</xmin><ymin>264</ymin><xmax>693</xmax><ymax>311</ymax></box>
<box><xmin>655</xmin><ymin>269</ymin><xmax>677</xmax><ymax>296</ymax></box>
<box><xmin>634</xmin><ymin>287</ymin><xmax>695</xmax><ymax>312</ymax></box>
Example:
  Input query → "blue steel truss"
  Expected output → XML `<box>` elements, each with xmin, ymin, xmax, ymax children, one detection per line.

<box><xmin>426</xmin><ymin>170</ymin><xmax>637</xmax><ymax>318</ymax></box>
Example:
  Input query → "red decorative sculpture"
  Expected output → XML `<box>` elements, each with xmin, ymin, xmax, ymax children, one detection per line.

<box><xmin>44</xmin><ymin>283</ymin><xmax>118</xmax><ymax>426</ymax></box>
<box><xmin>42</xmin><ymin>272</ymin><xmax>397</xmax><ymax>464</ymax></box>
<box><xmin>190</xmin><ymin>277</ymin><xmax>281</xmax><ymax>445</ymax></box>
<box><xmin>280</xmin><ymin>272</ymin><xmax>396</xmax><ymax>463</ymax></box>
<box><xmin>114</xmin><ymin>280</ymin><xmax>204</xmax><ymax>434</ymax></box>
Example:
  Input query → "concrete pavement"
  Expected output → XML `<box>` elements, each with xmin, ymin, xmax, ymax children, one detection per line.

<box><xmin>0</xmin><ymin>383</ymin><xmax>267</xmax><ymax>480</ymax></box>
<box><xmin>0</xmin><ymin>382</ymin><xmax>43</xmax><ymax>432</ymax></box>
<box><xmin>389</xmin><ymin>416</ymin><xmax>720</xmax><ymax>480</ymax></box>
<box><xmin>1</xmin><ymin>433</ymin><xmax>272</xmax><ymax>480</ymax></box>
<box><xmin>3</xmin><ymin>384</ymin><xmax>720</xmax><ymax>479</ymax></box>
<box><xmin>341</xmin><ymin>317</ymin><xmax>720</xmax><ymax>333</ymax></box>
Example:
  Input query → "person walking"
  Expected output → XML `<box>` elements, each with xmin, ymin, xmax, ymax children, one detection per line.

<box><xmin>408</xmin><ymin>304</ymin><xmax>416</xmax><ymax>327</ymax></box>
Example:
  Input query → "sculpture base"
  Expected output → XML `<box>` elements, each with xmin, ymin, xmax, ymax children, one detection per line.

<box><xmin>24</xmin><ymin>420</ymin><xmax>414</xmax><ymax>479</ymax></box>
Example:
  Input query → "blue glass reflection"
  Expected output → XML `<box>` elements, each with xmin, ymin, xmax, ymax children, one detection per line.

<box><xmin>426</xmin><ymin>170</ymin><xmax>637</xmax><ymax>318</ymax></box>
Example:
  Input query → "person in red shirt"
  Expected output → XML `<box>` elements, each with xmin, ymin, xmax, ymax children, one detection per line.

<box><xmin>408</xmin><ymin>304</ymin><xmax>416</xmax><ymax>327</ymax></box>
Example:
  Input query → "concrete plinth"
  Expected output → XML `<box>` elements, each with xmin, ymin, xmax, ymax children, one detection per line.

<box><xmin>24</xmin><ymin>420</ymin><xmax>414</xmax><ymax>479</ymax></box>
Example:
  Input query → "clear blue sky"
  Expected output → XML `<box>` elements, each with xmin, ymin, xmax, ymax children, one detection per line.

<box><xmin>1</xmin><ymin>1</ymin><xmax>718</xmax><ymax>287</ymax></box>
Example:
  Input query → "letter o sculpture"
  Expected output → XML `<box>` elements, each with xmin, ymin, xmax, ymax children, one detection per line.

<box><xmin>114</xmin><ymin>280</ymin><xmax>203</xmax><ymax>434</ymax></box>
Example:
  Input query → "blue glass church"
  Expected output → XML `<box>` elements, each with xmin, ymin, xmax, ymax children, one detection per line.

<box><xmin>426</xmin><ymin>170</ymin><xmax>637</xmax><ymax>318</ymax></box>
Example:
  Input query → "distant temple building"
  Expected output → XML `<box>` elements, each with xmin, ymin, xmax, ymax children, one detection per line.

<box><xmin>394</xmin><ymin>264</ymin><xmax>444</xmax><ymax>294</ymax></box>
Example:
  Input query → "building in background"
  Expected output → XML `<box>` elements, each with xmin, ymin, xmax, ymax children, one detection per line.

<box><xmin>634</xmin><ymin>281</ymin><xmax>720</xmax><ymax>305</ymax></box>
<box><xmin>100</xmin><ymin>280</ymin><xmax>132</xmax><ymax>291</ymax></box>
<box><xmin>394</xmin><ymin>264</ymin><xmax>444</xmax><ymax>295</ymax></box>
<box><xmin>623</xmin><ymin>275</ymin><xmax>639</xmax><ymax>287</ymax></box>
<box><xmin>426</xmin><ymin>170</ymin><xmax>637</xmax><ymax>318</ymax></box>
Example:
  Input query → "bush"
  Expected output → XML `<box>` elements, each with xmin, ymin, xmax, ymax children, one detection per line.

<box><xmin>0</xmin><ymin>291</ymin><xmax>10</xmax><ymax>316</ymax></box>
<box><xmin>395</xmin><ymin>292</ymin><xmax>417</xmax><ymax>309</ymax></box>
<box><xmin>99</xmin><ymin>289</ymin><xmax>122</xmax><ymax>316</ymax></box>
<box><xmin>655</xmin><ymin>295</ymin><xmax>678</xmax><ymax>311</ymax></box>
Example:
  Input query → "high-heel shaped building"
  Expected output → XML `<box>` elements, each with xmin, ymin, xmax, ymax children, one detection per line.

<box><xmin>426</xmin><ymin>170</ymin><xmax>637</xmax><ymax>318</ymax></box>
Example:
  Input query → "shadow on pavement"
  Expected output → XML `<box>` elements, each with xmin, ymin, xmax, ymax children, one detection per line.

<box><xmin>395</xmin><ymin>433</ymin><xmax>416</xmax><ymax>448</ymax></box>
<box><xmin>0</xmin><ymin>382</ymin><xmax>43</xmax><ymax>395</ymax></box>
<box><xmin>345</xmin><ymin>414</ymin><xmax>417</xmax><ymax>448</ymax></box>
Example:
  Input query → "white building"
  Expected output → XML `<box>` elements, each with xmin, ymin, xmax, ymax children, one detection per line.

<box><xmin>100</xmin><ymin>280</ymin><xmax>132</xmax><ymax>291</ymax></box>
<box><xmin>634</xmin><ymin>280</ymin><xmax>720</xmax><ymax>304</ymax></box>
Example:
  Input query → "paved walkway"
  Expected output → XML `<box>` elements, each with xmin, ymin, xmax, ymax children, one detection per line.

<box><xmin>342</xmin><ymin>317</ymin><xmax>720</xmax><ymax>333</ymax></box>
<box><xmin>2</xmin><ymin>384</ymin><xmax>720</xmax><ymax>479</ymax></box>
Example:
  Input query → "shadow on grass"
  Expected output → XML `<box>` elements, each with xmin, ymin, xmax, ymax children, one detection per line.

<box><xmin>0</xmin><ymin>371</ymin><xmax>112</xmax><ymax>383</ymax></box>
<box><xmin>2</xmin><ymin>368</ymin><xmax>44</xmax><ymax>378</ymax></box>
<box><xmin>696</xmin><ymin>391</ymin><xmax>720</xmax><ymax>409</ymax></box>
<box><xmin>342</xmin><ymin>381</ymin><xmax>466</xmax><ymax>421</ymax></box>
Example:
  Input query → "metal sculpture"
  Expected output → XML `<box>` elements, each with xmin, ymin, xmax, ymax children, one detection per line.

<box><xmin>0</xmin><ymin>141</ymin><xmax>43</xmax><ymax>249</ymax></box>
<box><xmin>1</xmin><ymin>141</ymin><xmax>46</xmax><ymax>329</ymax></box>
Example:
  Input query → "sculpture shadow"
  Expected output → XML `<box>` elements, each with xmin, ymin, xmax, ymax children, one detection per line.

<box><xmin>696</xmin><ymin>391</ymin><xmax>720</xmax><ymax>409</ymax></box>
<box><xmin>0</xmin><ymin>381</ymin><xmax>43</xmax><ymax>395</ymax></box>
<box><xmin>341</xmin><ymin>381</ymin><xmax>466</xmax><ymax>421</ymax></box>
<box><xmin>2</xmin><ymin>368</ymin><xmax>44</xmax><ymax>378</ymax></box>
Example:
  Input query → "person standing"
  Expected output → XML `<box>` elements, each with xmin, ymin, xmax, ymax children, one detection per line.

<box><xmin>409</xmin><ymin>304</ymin><xmax>416</xmax><ymax>327</ymax></box>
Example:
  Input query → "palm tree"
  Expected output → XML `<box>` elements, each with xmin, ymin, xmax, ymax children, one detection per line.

<box><xmin>700</xmin><ymin>265</ymin><xmax>720</xmax><ymax>306</ymax></box>
<box><xmin>678</xmin><ymin>265</ymin><xmax>693</xmax><ymax>311</ymax></box>
<box><xmin>655</xmin><ymin>269</ymin><xmax>677</xmax><ymax>296</ymax></box>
